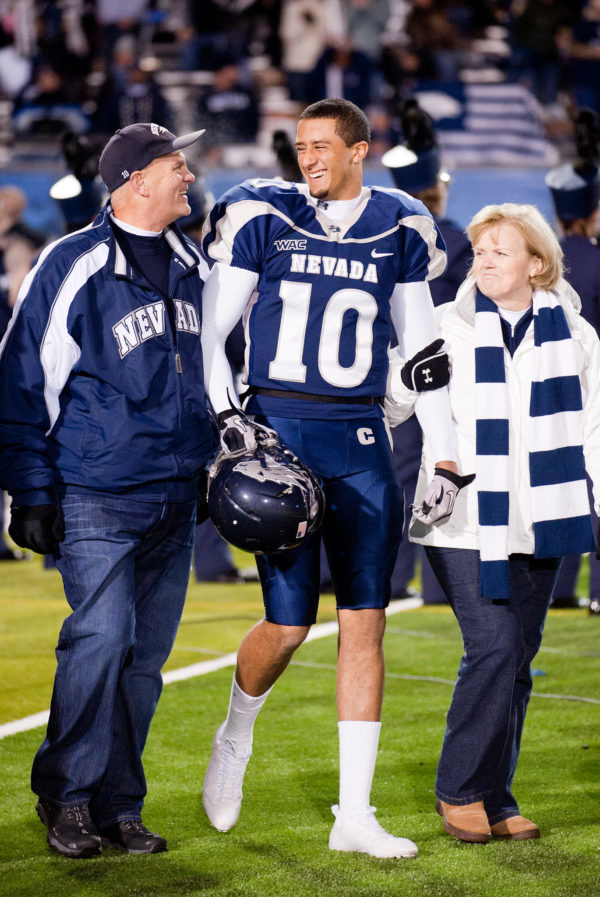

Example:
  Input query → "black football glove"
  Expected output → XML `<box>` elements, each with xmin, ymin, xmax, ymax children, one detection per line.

<box><xmin>216</xmin><ymin>408</ymin><xmax>258</xmax><ymax>455</ymax></box>
<box><xmin>411</xmin><ymin>468</ymin><xmax>475</xmax><ymax>524</ymax></box>
<box><xmin>9</xmin><ymin>504</ymin><xmax>64</xmax><ymax>555</ymax></box>
<box><xmin>401</xmin><ymin>339</ymin><xmax>450</xmax><ymax>392</ymax></box>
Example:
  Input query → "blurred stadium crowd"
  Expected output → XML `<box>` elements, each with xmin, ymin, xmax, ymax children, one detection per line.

<box><xmin>0</xmin><ymin>0</ymin><xmax>599</xmax><ymax>170</ymax></box>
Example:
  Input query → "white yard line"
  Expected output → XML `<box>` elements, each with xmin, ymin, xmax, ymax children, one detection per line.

<box><xmin>0</xmin><ymin>598</ymin><xmax>422</xmax><ymax>740</ymax></box>
<box><xmin>3</xmin><ymin>595</ymin><xmax>598</xmax><ymax>738</ymax></box>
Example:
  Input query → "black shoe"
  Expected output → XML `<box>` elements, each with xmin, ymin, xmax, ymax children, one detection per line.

<box><xmin>551</xmin><ymin>595</ymin><xmax>586</xmax><ymax>608</ymax></box>
<box><xmin>99</xmin><ymin>820</ymin><xmax>167</xmax><ymax>854</ymax></box>
<box><xmin>36</xmin><ymin>799</ymin><xmax>102</xmax><ymax>858</ymax></box>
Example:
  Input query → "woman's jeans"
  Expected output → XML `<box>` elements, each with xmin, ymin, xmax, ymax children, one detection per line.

<box><xmin>31</xmin><ymin>493</ymin><xmax>196</xmax><ymax>828</ymax></box>
<box><xmin>426</xmin><ymin>547</ymin><xmax>560</xmax><ymax>824</ymax></box>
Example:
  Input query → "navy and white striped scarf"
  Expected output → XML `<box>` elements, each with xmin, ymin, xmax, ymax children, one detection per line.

<box><xmin>475</xmin><ymin>288</ymin><xmax>595</xmax><ymax>599</ymax></box>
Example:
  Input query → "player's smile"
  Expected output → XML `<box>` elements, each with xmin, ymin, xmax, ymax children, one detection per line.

<box><xmin>295</xmin><ymin>117</ymin><xmax>367</xmax><ymax>202</ymax></box>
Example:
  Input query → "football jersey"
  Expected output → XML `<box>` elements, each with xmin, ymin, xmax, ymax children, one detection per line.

<box><xmin>202</xmin><ymin>179</ymin><xmax>446</xmax><ymax>419</ymax></box>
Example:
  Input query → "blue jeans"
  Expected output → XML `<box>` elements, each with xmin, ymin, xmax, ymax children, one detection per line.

<box><xmin>426</xmin><ymin>547</ymin><xmax>560</xmax><ymax>824</ymax></box>
<box><xmin>32</xmin><ymin>493</ymin><xmax>196</xmax><ymax>827</ymax></box>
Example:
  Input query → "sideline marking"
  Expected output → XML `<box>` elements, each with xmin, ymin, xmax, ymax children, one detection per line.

<box><xmin>0</xmin><ymin>598</ymin><xmax>422</xmax><ymax>739</ymax></box>
<box><xmin>5</xmin><ymin>595</ymin><xmax>598</xmax><ymax>739</ymax></box>
<box><xmin>291</xmin><ymin>660</ymin><xmax>600</xmax><ymax>704</ymax></box>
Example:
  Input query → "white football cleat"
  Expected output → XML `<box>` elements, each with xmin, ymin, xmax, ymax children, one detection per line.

<box><xmin>328</xmin><ymin>805</ymin><xmax>418</xmax><ymax>858</ymax></box>
<box><xmin>202</xmin><ymin>723</ymin><xmax>252</xmax><ymax>832</ymax></box>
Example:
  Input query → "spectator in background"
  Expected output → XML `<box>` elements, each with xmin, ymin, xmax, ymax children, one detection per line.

<box><xmin>563</xmin><ymin>0</ymin><xmax>600</xmax><ymax>116</ymax></box>
<box><xmin>95</xmin><ymin>0</ymin><xmax>151</xmax><ymax>67</ymax></box>
<box><xmin>383</xmin><ymin>100</ymin><xmax>471</xmax><ymax>308</ymax></box>
<box><xmin>279</xmin><ymin>0</ymin><xmax>346</xmax><ymax>104</ymax></box>
<box><xmin>404</xmin><ymin>0</ymin><xmax>470</xmax><ymax>82</ymax></box>
<box><xmin>383</xmin><ymin>98</ymin><xmax>471</xmax><ymax>602</ymax></box>
<box><xmin>34</xmin><ymin>0</ymin><xmax>95</xmax><ymax>94</ymax></box>
<box><xmin>545</xmin><ymin>108</ymin><xmax>600</xmax><ymax>613</ymax></box>
<box><xmin>0</xmin><ymin>23</ymin><xmax>31</xmax><ymax>98</ymax></box>
<box><xmin>345</xmin><ymin>0</ymin><xmax>391</xmax><ymax>63</ymax></box>
<box><xmin>93</xmin><ymin>52</ymin><xmax>175</xmax><ymax>135</ymax></box>
<box><xmin>0</xmin><ymin>185</ymin><xmax>28</xmax><ymax>333</ymax></box>
<box><xmin>12</xmin><ymin>61</ymin><xmax>91</xmax><ymax>138</ymax></box>
<box><xmin>508</xmin><ymin>0</ymin><xmax>574</xmax><ymax>106</ymax></box>
<box><xmin>311</xmin><ymin>40</ymin><xmax>380</xmax><ymax>109</ymax></box>
<box><xmin>195</xmin><ymin>57</ymin><xmax>260</xmax><ymax>165</ymax></box>
<box><xmin>179</xmin><ymin>0</ymin><xmax>252</xmax><ymax>72</ymax></box>
<box><xmin>50</xmin><ymin>131</ymin><xmax>106</xmax><ymax>234</ymax></box>
<box><xmin>0</xmin><ymin>185</ymin><xmax>44</xmax><ymax>562</ymax></box>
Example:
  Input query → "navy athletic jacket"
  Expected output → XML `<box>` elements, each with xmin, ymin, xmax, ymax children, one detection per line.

<box><xmin>0</xmin><ymin>204</ymin><xmax>214</xmax><ymax>505</ymax></box>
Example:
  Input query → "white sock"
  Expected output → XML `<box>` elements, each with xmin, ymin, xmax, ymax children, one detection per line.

<box><xmin>221</xmin><ymin>675</ymin><xmax>272</xmax><ymax>745</ymax></box>
<box><xmin>338</xmin><ymin>720</ymin><xmax>381</xmax><ymax>815</ymax></box>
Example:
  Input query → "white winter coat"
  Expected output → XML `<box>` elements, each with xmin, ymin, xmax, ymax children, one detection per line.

<box><xmin>386</xmin><ymin>276</ymin><xmax>600</xmax><ymax>553</ymax></box>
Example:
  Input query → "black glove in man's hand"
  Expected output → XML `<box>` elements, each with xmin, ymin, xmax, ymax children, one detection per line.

<box><xmin>216</xmin><ymin>408</ymin><xmax>257</xmax><ymax>454</ymax></box>
<box><xmin>411</xmin><ymin>468</ymin><xmax>475</xmax><ymax>525</ymax></box>
<box><xmin>401</xmin><ymin>339</ymin><xmax>450</xmax><ymax>392</ymax></box>
<box><xmin>9</xmin><ymin>504</ymin><xmax>64</xmax><ymax>554</ymax></box>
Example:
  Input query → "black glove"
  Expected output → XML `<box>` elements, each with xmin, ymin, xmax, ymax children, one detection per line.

<box><xmin>216</xmin><ymin>408</ymin><xmax>258</xmax><ymax>455</ymax></box>
<box><xmin>401</xmin><ymin>339</ymin><xmax>450</xmax><ymax>392</ymax></box>
<box><xmin>9</xmin><ymin>504</ymin><xmax>64</xmax><ymax>555</ymax></box>
<box><xmin>411</xmin><ymin>468</ymin><xmax>475</xmax><ymax>524</ymax></box>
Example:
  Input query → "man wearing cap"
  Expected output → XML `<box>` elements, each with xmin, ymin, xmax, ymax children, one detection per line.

<box><xmin>0</xmin><ymin>123</ymin><xmax>213</xmax><ymax>858</ymax></box>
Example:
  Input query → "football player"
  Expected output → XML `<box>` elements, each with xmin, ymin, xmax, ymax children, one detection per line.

<box><xmin>200</xmin><ymin>98</ymin><xmax>466</xmax><ymax>858</ymax></box>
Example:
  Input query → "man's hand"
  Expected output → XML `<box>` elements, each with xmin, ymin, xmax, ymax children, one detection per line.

<box><xmin>216</xmin><ymin>408</ymin><xmax>258</xmax><ymax>454</ymax></box>
<box><xmin>401</xmin><ymin>339</ymin><xmax>450</xmax><ymax>392</ymax></box>
<box><xmin>411</xmin><ymin>468</ymin><xmax>475</xmax><ymax>525</ymax></box>
<box><xmin>9</xmin><ymin>504</ymin><xmax>64</xmax><ymax>554</ymax></box>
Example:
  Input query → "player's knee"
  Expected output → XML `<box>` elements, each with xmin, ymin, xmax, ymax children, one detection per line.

<box><xmin>270</xmin><ymin>622</ymin><xmax>311</xmax><ymax>655</ymax></box>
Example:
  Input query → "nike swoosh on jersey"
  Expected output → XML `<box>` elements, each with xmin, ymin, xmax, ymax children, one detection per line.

<box><xmin>371</xmin><ymin>249</ymin><xmax>394</xmax><ymax>258</ymax></box>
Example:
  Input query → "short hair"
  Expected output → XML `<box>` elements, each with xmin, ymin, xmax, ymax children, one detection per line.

<box><xmin>467</xmin><ymin>202</ymin><xmax>563</xmax><ymax>291</ymax></box>
<box><xmin>299</xmin><ymin>98</ymin><xmax>371</xmax><ymax>147</ymax></box>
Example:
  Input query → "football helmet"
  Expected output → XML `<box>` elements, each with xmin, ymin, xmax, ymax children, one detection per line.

<box><xmin>207</xmin><ymin>431</ymin><xmax>325</xmax><ymax>554</ymax></box>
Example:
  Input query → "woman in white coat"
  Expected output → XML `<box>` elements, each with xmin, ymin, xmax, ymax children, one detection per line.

<box><xmin>409</xmin><ymin>203</ymin><xmax>600</xmax><ymax>843</ymax></box>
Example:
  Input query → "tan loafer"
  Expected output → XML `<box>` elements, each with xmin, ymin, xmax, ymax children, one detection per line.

<box><xmin>490</xmin><ymin>815</ymin><xmax>540</xmax><ymax>840</ymax></box>
<box><xmin>436</xmin><ymin>799</ymin><xmax>491</xmax><ymax>843</ymax></box>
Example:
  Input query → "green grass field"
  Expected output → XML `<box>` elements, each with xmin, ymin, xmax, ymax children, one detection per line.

<box><xmin>0</xmin><ymin>556</ymin><xmax>599</xmax><ymax>897</ymax></box>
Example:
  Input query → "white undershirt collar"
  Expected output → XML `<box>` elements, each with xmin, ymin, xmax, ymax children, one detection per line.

<box><xmin>110</xmin><ymin>213</ymin><xmax>163</xmax><ymax>238</ymax></box>
<box><xmin>498</xmin><ymin>304</ymin><xmax>532</xmax><ymax>325</ymax></box>
<box><xmin>308</xmin><ymin>194</ymin><xmax>363</xmax><ymax>221</ymax></box>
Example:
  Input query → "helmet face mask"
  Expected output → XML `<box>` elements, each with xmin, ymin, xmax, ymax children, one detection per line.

<box><xmin>207</xmin><ymin>438</ymin><xmax>325</xmax><ymax>555</ymax></box>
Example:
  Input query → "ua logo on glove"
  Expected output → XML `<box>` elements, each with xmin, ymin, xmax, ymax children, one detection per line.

<box><xmin>401</xmin><ymin>339</ymin><xmax>450</xmax><ymax>392</ymax></box>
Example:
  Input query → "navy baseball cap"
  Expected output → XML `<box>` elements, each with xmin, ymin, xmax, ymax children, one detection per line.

<box><xmin>98</xmin><ymin>122</ymin><xmax>205</xmax><ymax>193</ymax></box>
<box><xmin>546</xmin><ymin>162</ymin><xmax>600</xmax><ymax>221</ymax></box>
<box><xmin>382</xmin><ymin>145</ymin><xmax>441</xmax><ymax>194</ymax></box>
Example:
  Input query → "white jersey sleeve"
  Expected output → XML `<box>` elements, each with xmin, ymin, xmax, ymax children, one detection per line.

<box><xmin>201</xmin><ymin>262</ymin><xmax>259</xmax><ymax>415</ymax></box>
<box><xmin>390</xmin><ymin>281</ymin><xmax>456</xmax><ymax>463</ymax></box>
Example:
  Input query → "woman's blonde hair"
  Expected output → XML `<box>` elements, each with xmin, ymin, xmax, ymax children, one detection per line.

<box><xmin>467</xmin><ymin>202</ymin><xmax>563</xmax><ymax>291</ymax></box>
